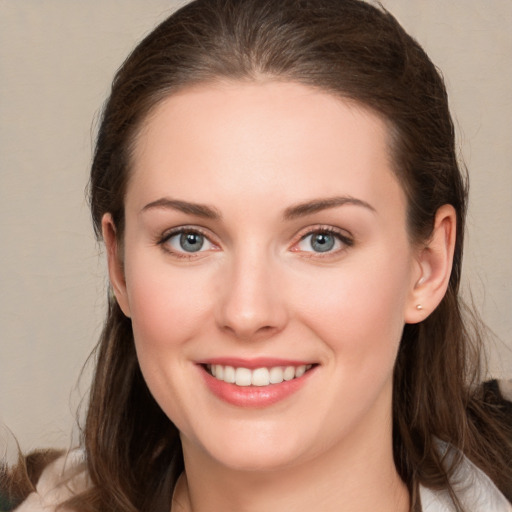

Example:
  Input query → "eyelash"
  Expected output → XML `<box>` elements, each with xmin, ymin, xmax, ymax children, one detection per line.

<box><xmin>156</xmin><ymin>225</ymin><xmax>354</xmax><ymax>259</ymax></box>
<box><xmin>157</xmin><ymin>226</ymin><xmax>217</xmax><ymax>260</ymax></box>
<box><xmin>292</xmin><ymin>226</ymin><xmax>354</xmax><ymax>258</ymax></box>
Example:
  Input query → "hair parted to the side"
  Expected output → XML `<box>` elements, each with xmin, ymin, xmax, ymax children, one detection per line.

<box><xmin>64</xmin><ymin>0</ymin><xmax>511</xmax><ymax>510</ymax></box>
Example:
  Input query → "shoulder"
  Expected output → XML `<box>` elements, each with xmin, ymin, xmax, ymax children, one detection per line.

<box><xmin>420</xmin><ymin>438</ymin><xmax>512</xmax><ymax>512</ymax></box>
<box><xmin>14</xmin><ymin>450</ymin><xmax>89</xmax><ymax>512</ymax></box>
<box><xmin>420</xmin><ymin>379</ymin><xmax>512</xmax><ymax>511</ymax></box>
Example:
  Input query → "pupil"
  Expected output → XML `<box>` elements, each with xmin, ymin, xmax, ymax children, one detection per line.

<box><xmin>312</xmin><ymin>233</ymin><xmax>334</xmax><ymax>252</ymax></box>
<box><xmin>180</xmin><ymin>232</ymin><xmax>204</xmax><ymax>252</ymax></box>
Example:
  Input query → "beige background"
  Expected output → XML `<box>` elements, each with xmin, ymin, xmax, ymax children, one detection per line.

<box><xmin>0</xmin><ymin>1</ymin><xmax>511</xmax><ymax>452</ymax></box>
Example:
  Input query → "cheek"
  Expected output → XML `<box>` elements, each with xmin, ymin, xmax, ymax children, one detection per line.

<box><xmin>294</xmin><ymin>247</ymin><xmax>411</xmax><ymax>368</ymax></box>
<box><xmin>124</xmin><ymin>252</ymin><xmax>214</xmax><ymax>357</ymax></box>
<box><xmin>123</xmin><ymin>254</ymin><xmax>216</xmax><ymax>426</ymax></box>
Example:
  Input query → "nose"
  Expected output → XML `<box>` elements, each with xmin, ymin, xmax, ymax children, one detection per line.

<box><xmin>215</xmin><ymin>250</ymin><xmax>288</xmax><ymax>341</ymax></box>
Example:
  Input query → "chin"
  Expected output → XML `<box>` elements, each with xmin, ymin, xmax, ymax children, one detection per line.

<box><xmin>194</xmin><ymin>426</ymin><xmax>316</xmax><ymax>473</ymax></box>
<box><xmin>209</xmin><ymin>446</ymin><xmax>302</xmax><ymax>472</ymax></box>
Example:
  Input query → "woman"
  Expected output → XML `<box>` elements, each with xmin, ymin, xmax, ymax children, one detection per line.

<box><xmin>5</xmin><ymin>0</ymin><xmax>511</xmax><ymax>510</ymax></box>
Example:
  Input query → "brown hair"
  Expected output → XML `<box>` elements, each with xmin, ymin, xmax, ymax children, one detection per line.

<box><xmin>67</xmin><ymin>0</ymin><xmax>512</xmax><ymax>510</ymax></box>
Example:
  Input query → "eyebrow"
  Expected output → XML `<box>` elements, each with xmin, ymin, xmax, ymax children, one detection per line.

<box><xmin>283</xmin><ymin>196</ymin><xmax>376</xmax><ymax>220</ymax></box>
<box><xmin>140</xmin><ymin>198</ymin><xmax>222</xmax><ymax>219</ymax></box>
<box><xmin>140</xmin><ymin>195</ymin><xmax>374</xmax><ymax>221</ymax></box>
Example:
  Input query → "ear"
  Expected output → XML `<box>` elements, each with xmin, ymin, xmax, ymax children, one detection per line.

<box><xmin>102</xmin><ymin>213</ymin><xmax>131</xmax><ymax>318</ymax></box>
<box><xmin>405</xmin><ymin>204</ymin><xmax>456</xmax><ymax>324</ymax></box>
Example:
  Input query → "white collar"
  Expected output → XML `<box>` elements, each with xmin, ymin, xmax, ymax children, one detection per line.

<box><xmin>419</xmin><ymin>443</ymin><xmax>511</xmax><ymax>511</ymax></box>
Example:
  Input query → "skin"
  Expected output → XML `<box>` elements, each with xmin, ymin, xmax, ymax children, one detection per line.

<box><xmin>103</xmin><ymin>81</ymin><xmax>455</xmax><ymax>512</ymax></box>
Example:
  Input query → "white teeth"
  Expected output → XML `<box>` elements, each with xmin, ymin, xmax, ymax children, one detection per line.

<box><xmin>295</xmin><ymin>365</ymin><xmax>306</xmax><ymax>378</ymax></box>
<box><xmin>251</xmin><ymin>367</ymin><xmax>270</xmax><ymax>386</ymax></box>
<box><xmin>269</xmin><ymin>366</ymin><xmax>284</xmax><ymax>384</ymax></box>
<box><xmin>235</xmin><ymin>367</ymin><xmax>252</xmax><ymax>386</ymax></box>
<box><xmin>207</xmin><ymin>363</ymin><xmax>313</xmax><ymax>387</ymax></box>
<box><xmin>224</xmin><ymin>365</ymin><xmax>236</xmax><ymax>383</ymax></box>
<box><xmin>283</xmin><ymin>366</ymin><xmax>295</xmax><ymax>381</ymax></box>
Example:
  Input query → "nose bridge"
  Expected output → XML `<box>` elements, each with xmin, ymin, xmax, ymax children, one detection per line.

<box><xmin>216</xmin><ymin>242</ymin><xmax>286</xmax><ymax>339</ymax></box>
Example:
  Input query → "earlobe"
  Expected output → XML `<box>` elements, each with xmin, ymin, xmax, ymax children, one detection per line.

<box><xmin>101</xmin><ymin>213</ymin><xmax>131</xmax><ymax>318</ymax></box>
<box><xmin>405</xmin><ymin>204</ymin><xmax>456</xmax><ymax>324</ymax></box>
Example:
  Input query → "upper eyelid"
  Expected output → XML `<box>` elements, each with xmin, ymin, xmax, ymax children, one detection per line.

<box><xmin>294</xmin><ymin>225</ymin><xmax>353</xmax><ymax>242</ymax></box>
<box><xmin>288</xmin><ymin>227</ymin><xmax>354</xmax><ymax>259</ymax></box>
<box><xmin>159</xmin><ymin>225</ymin><xmax>214</xmax><ymax>242</ymax></box>
<box><xmin>158</xmin><ymin>227</ymin><xmax>219</xmax><ymax>259</ymax></box>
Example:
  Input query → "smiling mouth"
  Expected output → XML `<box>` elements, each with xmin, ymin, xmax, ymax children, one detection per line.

<box><xmin>205</xmin><ymin>364</ymin><xmax>315</xmax><ymax>387</ymax></box>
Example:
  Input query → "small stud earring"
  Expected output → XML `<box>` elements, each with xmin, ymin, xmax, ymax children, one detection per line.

<box><xmin>416</xmin><ymin>304</ymin><xmax>423</xmax><ymax>310</ymax></box>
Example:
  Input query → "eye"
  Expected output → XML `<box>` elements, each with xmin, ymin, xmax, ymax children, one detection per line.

<box><xmin>294</xmin><ymin>228</ymin><xmax>353</xmax><ymax>255</ymax></box>
<box><xmin>160</xmin><ymin>228</ymin><xmax>217</xmax><ymax>256</ymax></box>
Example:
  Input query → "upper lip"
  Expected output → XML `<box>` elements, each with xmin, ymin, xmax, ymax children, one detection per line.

<box><xmin>198</xmin><ymin>357</ymin><xmax>316</xmax><ymax>369</ymax></box>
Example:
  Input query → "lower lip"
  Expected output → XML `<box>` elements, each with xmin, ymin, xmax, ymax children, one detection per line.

<box><xmin>199</xmin><ymin>366</ymin><xmax>315</xmax><ymax>408</ymax></box>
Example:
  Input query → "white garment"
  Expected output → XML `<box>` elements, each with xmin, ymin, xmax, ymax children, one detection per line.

<box><xmin>419</xmin><ymin>448</ymin><xmax>512</xmax><ymax>512</ymax></box>
<box><xmin>14</xmin><ymin>450</ymin><xmax>87</xmax><ymax>512</ymax></box>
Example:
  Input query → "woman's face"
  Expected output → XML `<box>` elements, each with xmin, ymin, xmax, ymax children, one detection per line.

<box><xmin>109</xmin><ymin>81</ymin><xmax>423</xmax><ymax>471</ymax></box>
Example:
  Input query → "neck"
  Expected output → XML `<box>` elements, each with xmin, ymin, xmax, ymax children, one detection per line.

<box><xmin>173</xmin><ymin>419</ymin><xmax>409</xmax><ymax>512</ymax></box>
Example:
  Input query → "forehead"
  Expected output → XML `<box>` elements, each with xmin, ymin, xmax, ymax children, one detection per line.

<box><xmin>128</xmin><ymin>80</ymin><xmax>403</xmax><ymax>215</ymax></box>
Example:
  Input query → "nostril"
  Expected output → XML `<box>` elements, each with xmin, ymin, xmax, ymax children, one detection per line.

<box><xmin>220</xmin><ymin>323</ymin><xmax>280</xmax><ymax>341</ymax></box>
